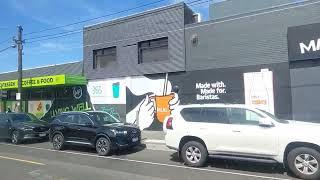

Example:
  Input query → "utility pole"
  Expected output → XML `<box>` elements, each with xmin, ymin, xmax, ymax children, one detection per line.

<box><xmin>14</xmin><ymin>25</ymin><xmax>24</xmax><ymax>112</ymax></box>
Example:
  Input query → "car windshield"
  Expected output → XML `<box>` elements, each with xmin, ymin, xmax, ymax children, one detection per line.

<box><xmin>88</xmin><ymin>112</ymin><xmax>121</xmax><ymax>125</ymax></box>
<box><xmin>258</xmin><ymin>109</ymin><xmax>288</xmax><ymax>124</ymax></box>
<box><xmin>9</xmin><ymin>114</ymin><xmax>33</xmax><ymax>122</ymax></box>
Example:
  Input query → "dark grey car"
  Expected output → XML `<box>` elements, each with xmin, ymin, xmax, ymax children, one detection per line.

<box><xmin>0</xmin><ymin>113</ymin><xmax>49</xmax><ymax>144</ymax></box>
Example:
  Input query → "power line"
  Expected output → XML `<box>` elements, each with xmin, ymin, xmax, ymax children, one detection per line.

<box><xmin>0</xmin><ymin>46</ymin><xmax>13</xmax><ymax>53</ymax></box>
<box><xmin>27</xmin><ymin>30</ymin><xmax>82</xmax><ymax>44</ymax></box>
<box><xmin>24</xmin><ymin>0</ymin><xmax>168</xmax><ymax>36</ymax></box>
<box><xmin>0</xmin><ymin>37</ymin><xmax>13</xmax><ymax>45</ymax></box>
<box><xmin>25</xmin><ymin>0</ymin><xmax>208</xmax><ymax>44</ymax></box>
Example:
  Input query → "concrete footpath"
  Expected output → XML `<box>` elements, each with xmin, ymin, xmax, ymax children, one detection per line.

<box><xmin>141</xmin><ymin>131</ymin><xmax>173</xmax><ymax>151</ymax></box>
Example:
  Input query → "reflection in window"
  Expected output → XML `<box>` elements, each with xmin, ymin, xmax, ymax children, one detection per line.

<box><xmin>229</xmin><ymin>108</ymin><xmax>264</xmax><ymax>125</ymax></box>
<box><xmin>138</xmin><ymin>37</ymin><xmax>168</xmax><ymax>64</ymax></box>
<box><xmin>93</xmin><ymin>47</ymin><xmax>117</xmax><ymax>69</ymax></box>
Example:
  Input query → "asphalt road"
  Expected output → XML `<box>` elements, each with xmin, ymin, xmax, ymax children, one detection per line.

<box><xmin>0</xmin><ymin>140</ymin><xmax>298</xmax><ymax>180</ymax></box>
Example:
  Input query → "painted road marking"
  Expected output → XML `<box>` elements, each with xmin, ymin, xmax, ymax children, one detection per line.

<box><xmin>0</xmin><ymin>143</ymin><xmax>290</xmax><ymax>180</ymax></box>
<box><xmin>0</xmin><ymin>155</ymin><xmax>45</xmax><ymax>166</ymax></box>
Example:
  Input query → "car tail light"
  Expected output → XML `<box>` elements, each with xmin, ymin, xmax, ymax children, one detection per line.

<box><xmin>166</xmin><ymin>117</ymin><xmax>173</xmax><ymax>130</ymax></box>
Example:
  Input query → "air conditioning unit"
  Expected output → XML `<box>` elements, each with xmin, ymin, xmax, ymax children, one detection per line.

<box><xmin>193</xmin><ymin>13</ymin><xmax>201</xmax><ymax>23</ymax></box>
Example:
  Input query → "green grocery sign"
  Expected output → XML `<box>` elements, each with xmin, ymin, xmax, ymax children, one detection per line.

<box><xmin>0</xmin><ymin>74</ymin><xmax>86</xmax><ymax>90</ymax></box>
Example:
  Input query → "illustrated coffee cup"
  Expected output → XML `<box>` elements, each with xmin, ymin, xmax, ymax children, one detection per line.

<box><xmin>112</xmin><ymin>82</ymin><xmax>120</xmax><ymax>98</ymax></box>
<box><xmin>150</xmin><ymin>93</ymin><xmax>175</xmax><ymax>123</ymax></box>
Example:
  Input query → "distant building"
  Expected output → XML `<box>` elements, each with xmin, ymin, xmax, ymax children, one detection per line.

<box><xmin>209</xmin><ymin>0</ymin><xmax>292</xmax><ymax>20</ymax></box>
<box><xmin>0</xmin><ymin>61</ymin><xmax>90</xmax><ymax>121</ymax></box>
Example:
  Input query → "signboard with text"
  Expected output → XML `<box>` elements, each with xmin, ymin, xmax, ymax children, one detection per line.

<box><xmin>287</xmin><ymin>23</ymin><xmax>320</xmax><ymax>61</ymax></box>
<box><xmin>0</xmin><ymin>74</ymin><xmax>66</xmax><ymax>89</ymax></box>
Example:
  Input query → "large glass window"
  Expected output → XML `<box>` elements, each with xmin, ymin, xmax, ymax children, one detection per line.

<box><xmin>228</xmin><ymin>108</ymin><xmax>264</xmax><ymax>125</ymax></box>
<box><xmin>202</xmin><ymin>107</ymin><xmax>228</xmax><ymax>124</ymax></box>
<box><xmin>181</xmin><ymin>108</ymin><xmax>203</xmax><ymax>122</ymax></box>
<box><xmin>77</xmin><ymin>115</ymin><xmax>93</xmax><ymax>125</ymax></box>
<box><xmin>93</xmin><ymin>46</ymin><xmax>117</xmax><ymax>69</ymax></box>
<box><xmin>181</xmin><ymin>107</ymin><xmax>228</xmax><ymax>124</ymax></box>
<box><xmin>138</xmin><ymin>37</ymin><xmax>168</xmax><ymax>63</ymax></box>
<box><xmin>64</xmin><ymin>115</ymin><xmax>77</xmax><ymax>124</ymax></box>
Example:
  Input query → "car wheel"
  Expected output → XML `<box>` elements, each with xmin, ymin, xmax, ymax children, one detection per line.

<box><xmin>11</xmin><ymin>130</ymin><xmax>21</xmax><ymax>144</ymax></box>
<box><xmin>96</xmin><ymin>137</ymin><xmax>111</xmax><ymax>156</ymax></box>
<box><xmin>52</xmin><ymin>134</ymin><xmax>64</xmax><ymax>150</ymax></box>
<box><xmin>181</xmin><ymin>141</ymin><xmax>208</xmax><ymax>167</ymax></box>
<box><xmin>287</xmin><ymin>147</ymin><xmax>320</xmax><ymax>180</ymax></box>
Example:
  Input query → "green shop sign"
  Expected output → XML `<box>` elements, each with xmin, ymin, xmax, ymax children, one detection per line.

<box><xmin>0</xmin><ymin>74</ymin><xmax>86</xmax><ymax>90</ymax></box>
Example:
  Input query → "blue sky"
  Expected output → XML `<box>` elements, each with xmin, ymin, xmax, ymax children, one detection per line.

<box><xmin>0</xmin><ymin>0</ymin><xmax>302</xmax><ymax>73</ymax></box>
<box><xmin>0</xmin><ymin>0</ymin><xmax>215</xmax><ymax>73</ymax></box>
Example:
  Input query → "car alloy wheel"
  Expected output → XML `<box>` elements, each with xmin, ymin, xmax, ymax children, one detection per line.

<box><xmin>288</xmin><ymin>147</ymin><xmax>320</xmax><ymax>180</ymax></box>
<box><xmin>295</xmin><ymin>154</ymin><xmax>319</xmax><ymax>175</ymax></box>
<box><xmin>11</xmin><ymin>131</ymin><xmax>19</xmax><ymax>144</ymax></box>
<box><xmin>186</xmin><ymin>146</ymin><xmax>202</xmax><ymax>164</ymax></box>
<box><xmin>181</xmin><ymin>141</ymin><xmax>208</xmax><ymax>167</ymax></box>
<box><xmin>52</xmin><ymin>134</ymin><xmax>64</xmax><ymax>150</ymax></box>
<box><xmin>96</xmin><ymin>137</ymin><xmax>111</xmax><ymax>156</ymax></box>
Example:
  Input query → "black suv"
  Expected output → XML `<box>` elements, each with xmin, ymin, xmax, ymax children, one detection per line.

<box><xmin>0</xmin><ymin>113</ymin><xmax>49</xmax><ymax>144</ymax></box>
<box><xmin>49</xmin><ymin>111</ymin><xmax>141</xmax><ymax>156</ymax></box>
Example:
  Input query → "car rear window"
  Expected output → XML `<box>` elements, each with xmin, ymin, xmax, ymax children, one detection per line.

<box><xmin>181</xmin><ymin>108</ymin><xmax>203</xmax><ymax>122</ymax></box>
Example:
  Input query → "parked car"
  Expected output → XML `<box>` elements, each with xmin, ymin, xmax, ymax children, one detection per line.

<box><xmin>163</xmin><ymin>104</ymin><xmax>320</xmax><ymax>180</ymax></box>
<box><xmin>0</xmin><ymin>112</ymin><xmax>49</xmax><ymax>144</ymax></box>
<box><xmin>49</xmin><ymin>111</ymin><xmax>141</xmax><ymax>156</ymax></box>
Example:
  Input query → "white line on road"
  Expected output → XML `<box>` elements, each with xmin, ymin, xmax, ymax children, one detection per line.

<box><xmin>0</xmin><ymin>155</ymin><xmax>46</xmax><ymax>166</ymax></box>
<box><xmin>0</xmin><ymin>143</ymin><xmax>291</xmax><ymax>180</ymax></box>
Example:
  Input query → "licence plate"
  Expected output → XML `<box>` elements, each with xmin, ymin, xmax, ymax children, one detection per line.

<box><xmin>39</xmin><ymin>133</ymin><xmax>46</xmax><ymax>137</ymax></box>
<box><xmin>132</xmin><ymin>137</ymin><xmax>139</xmax><ymax>142</ymax></box>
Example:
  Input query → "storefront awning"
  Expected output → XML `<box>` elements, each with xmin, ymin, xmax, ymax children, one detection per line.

<box><xmin>0</xmin><ymin>74</ymin><xmax>87</xmax><ymax>90</ymax></box>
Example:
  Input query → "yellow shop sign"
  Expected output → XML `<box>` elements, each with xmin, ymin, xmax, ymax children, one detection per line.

<box><xmin>0</xmin><ymin>74</ymin><xmax>66</xmax><ymax>89</ymax></box>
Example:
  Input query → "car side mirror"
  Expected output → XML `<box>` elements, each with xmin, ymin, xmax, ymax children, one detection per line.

<box><xmin>259</xmin><ymin>118</ymin><xmax>273</xmax><ymax>127</ymax></box>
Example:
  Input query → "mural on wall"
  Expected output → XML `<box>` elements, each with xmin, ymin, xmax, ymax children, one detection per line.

<box><xmin>93</xmin><ymin>104</ymin><xmax>125</xmax><ymax>122</ymax></box>
<box><xmin>41</xmin><ymin>86</ymin><xmax>92</xmax><ymax>122</ymax></box>
<box><xmin>28</xmin><ymin>100</ymin><xmax>52</xmax><ymax>118</ymax></box>
<box><xmin>126</xmin><ymin>74</ymin><xmax>180</xmax><ymax>131</ymax></box>
<box><xmin>88</xmin><ymin>78</ymin><xmax>126</xmax><ymax>122</ymax></box>
<box><xmin>87</xmin><ymin>67</ymin><xmax>277</xmax><ymax>131</ymax></box>
<box><xmin>244</xmin><ymin>69</ymin><xmax>275</xmax><ymax>114</ymax></box>
<box><xmin>5</xmin><ymin>101</ymin><xmax>26</xmax><ymax>112</ymax></box>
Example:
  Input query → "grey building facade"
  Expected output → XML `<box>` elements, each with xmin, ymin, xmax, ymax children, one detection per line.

<box><xmin>186</xmin><ymin>0</ymin><xmax>320</xmax><ymax>121</ymax></box>
<box><xmin>84</xmin><ymin>0</ymin><xmax>320</xmax><ymax>130</ymax></box>
<box><xmin>83</xmin><ymin>3</ymin><xmax>194</xmax><ymax>80</ymax></box>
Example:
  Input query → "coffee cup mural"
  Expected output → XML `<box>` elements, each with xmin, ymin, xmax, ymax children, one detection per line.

<box><xmin>126</xmin><ymin>73</ymin><xmax>180</xmax><ymax>130</ymax></box>
<box><xmin>150</xmin><ymin>93</ymin><xmax>175</xmax><ymax>123</ymax></box>
<box><xmin>112</xmin><ymin>82</ymin><xmax>120</xmax><ymax>98</ymax></box>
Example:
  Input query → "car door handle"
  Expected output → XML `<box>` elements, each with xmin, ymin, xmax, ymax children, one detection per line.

<box><xmin>232</xmin><ymin>130</ymin><xmax>241</xmax><ymax>133</ymax></box>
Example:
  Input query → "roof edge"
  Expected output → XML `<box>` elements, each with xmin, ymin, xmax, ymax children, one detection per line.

<box><xmin>84</xmin><ymin>2</ymin><xmax>185</xmax><ymax>31</ymax></box>
<box><xmin>0</xmin><ymin>60</ymin><xmax>82</xmax><ymax>75</ymax></box>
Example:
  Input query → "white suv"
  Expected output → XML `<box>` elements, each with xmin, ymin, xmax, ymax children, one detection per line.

<box><xmin>163</xmin><ymin>104</ymin><xmax>320</xmax><ymax>180</ymax></box>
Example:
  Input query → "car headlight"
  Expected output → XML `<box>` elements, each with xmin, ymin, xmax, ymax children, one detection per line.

<box><xmin>111</xmin><ymin>129</ymin><xmax>127</xmax><ymax>136</ymax></box>
<box><xmin>21</xmin><ymin>127</ymin><xmax>33</xmax><ymax>131</ymax></box>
